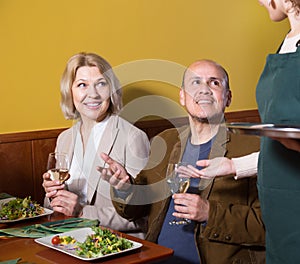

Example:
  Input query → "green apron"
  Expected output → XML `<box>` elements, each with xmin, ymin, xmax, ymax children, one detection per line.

<box><xmin>256</xmin><ymin>46</ymin><xmax>300</xmax><ymax>263</ymax></box>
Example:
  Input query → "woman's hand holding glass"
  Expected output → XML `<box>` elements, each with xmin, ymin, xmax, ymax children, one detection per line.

<box><xmin>42</xmin><ymin>152</ymin><xmax>81</xmax><ymax>216</ymax></box>
<box><xmin>47</xmin><ymin>152</ymin><xmax>70</xmax><ymax>183</ymax></box>
<box><xmin>43</xmin><ymin>152</ymin><xmax>70</xmax><ymax>198</ymax></box>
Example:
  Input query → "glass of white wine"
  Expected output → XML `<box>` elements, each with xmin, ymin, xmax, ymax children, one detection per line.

<box><xmin>166</xmin><ymin>162</ymin><xmax>191</xmax><ymax>225</ymax></box>
<box><xmin>47</xmin><ymin>152</ymin><xmax>70</xmax><ymax>184</ymax></box>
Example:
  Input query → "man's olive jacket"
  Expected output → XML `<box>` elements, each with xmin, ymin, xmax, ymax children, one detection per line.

<box><xmin>112</xmin><ymin>125</ymin><xmax>265</xmax><ymax>264</ymax></box>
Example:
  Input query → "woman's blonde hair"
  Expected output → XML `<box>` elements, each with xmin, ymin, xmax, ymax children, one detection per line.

<box><xmin>60</xmin><ymin>52</ymin><xmax>122</xmax><ymax>120</ymax></box>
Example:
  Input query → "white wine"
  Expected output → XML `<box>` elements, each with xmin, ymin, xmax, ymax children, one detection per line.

<box><xmin>166</xmin><ymin>163</ymin><xmax>191</xmax><ymax>226</ymax></box>
<box><xmin>48</xmin><ymin>169</ymin><xmax>69</xmax><ymax>184</ymax></box>
<box><xmin>179</xmin><ymin>180</ymin><xmax>190</xmax><ymax>193</ymax></box>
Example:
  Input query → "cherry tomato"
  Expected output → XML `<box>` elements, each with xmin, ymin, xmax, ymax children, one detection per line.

<box><xmin>51</xmin><ymin>235</ymin><xmax>61</xmax><ymax>245</ymax></box>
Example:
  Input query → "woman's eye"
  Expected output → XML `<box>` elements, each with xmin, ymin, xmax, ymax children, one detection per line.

<box><xmin>96</xmin><ymin>81</ymin><xmax>107</xmax><ymax>87</ymax></box>
<box><xmin>77</xmin><ymin>83</ymin><xmax>86</xmax><ymax>88</ymax></box>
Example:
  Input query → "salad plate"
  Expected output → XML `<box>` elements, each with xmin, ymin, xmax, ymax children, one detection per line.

<box><xmin>35</xmin><ymin>227</ymin><xmax>143</xmax><ymax>261</ymax></box>
<box><xmin>227</xmin><ymin>123</ymin><xmax>300</xmax><ymax>139</ymax></box>
<box><xmin>0</xmin><ymin>197</ymin><xmax>53</xmax><ymax>223</ymax></box>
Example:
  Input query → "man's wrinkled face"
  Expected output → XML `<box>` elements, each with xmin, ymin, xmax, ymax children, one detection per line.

<box><xmin>180</xmin><ymin>61</ymin><xmax>231</xmax><ymax>123</ymax></box>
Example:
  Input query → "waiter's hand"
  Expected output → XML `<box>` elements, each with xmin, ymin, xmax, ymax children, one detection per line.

<box><xmin>272</xmin><ymin>138</ymin><xmax>300</xmax><ymax>152</ymax></box>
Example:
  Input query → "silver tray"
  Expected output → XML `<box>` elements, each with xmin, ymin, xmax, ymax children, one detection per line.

<box><xmin>227</xmin><ymin>123</ymin><xmax>300</xmax><ymax>139</ymax></box>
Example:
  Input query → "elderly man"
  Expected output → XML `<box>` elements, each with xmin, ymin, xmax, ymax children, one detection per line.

<box><xmin>100</xmin><ymin>59</ymin><xmax>265</xmax><ymax>263</ymax></box>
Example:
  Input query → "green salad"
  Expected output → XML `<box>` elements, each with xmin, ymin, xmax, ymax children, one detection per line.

<box><xmin>76</xmin><ymin>227</ymin><xmax>133</xmax><ymax>258</ymax></box>
<box><xmin>0</xmin><ymin>196</ymin><xmax>45</xmax><ymax>220</ymax></box>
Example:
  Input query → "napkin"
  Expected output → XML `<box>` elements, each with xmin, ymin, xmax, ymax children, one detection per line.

<box><xmin>0</xmin><ymin>218</ymin><xmax>99</xmax><ymax>238</ymax></box>
<box><xmin>0</xmin><ymin>258</ymin><xmax>21</xmax><ymax>264</ymax></box>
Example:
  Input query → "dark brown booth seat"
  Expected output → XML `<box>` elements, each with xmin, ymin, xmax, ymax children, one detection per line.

<box><xmin>0</xmin><ymin>110</ymin><xmax>260</xmax><ymax>204</ymax></box>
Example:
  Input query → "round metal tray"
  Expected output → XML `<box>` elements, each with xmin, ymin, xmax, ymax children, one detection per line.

<box><xmin>226</xmin><ymin>123</ymin><xmax>300</xmax><ymax>139</ymax></box>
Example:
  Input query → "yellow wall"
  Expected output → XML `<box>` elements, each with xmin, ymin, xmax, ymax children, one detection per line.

<box><xmin>0</xmin><ymin>0</ymin><xmax>289</xmax><ymax>133</ymax></box>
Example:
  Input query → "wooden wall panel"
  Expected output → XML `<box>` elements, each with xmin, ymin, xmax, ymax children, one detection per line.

<box><xmin>32</xmin><ymin>138</ymin><xmax>57</xmax><ymax>204</ymax></box>
<box><xmin>225</xmin><ymin>109</ymin><xmax>260</xmax><ymax>123</ymax></box>
<box><xmin>134</xmin><ymin>109</ymin><xmax>261</xmax><ymax>139</ymax></box>
<box><xmin>0</xmin><ymin>110</ymin><xmax>260</xmax><ymax>203</ymax></box>
<box><xmin>134</xmin><ymin>117</ymin><xmax>188</xmax><ymax>139</ymax></box>
<box><xmin>0</xmin><ymin>129</ymin><xmax>63</xmax><ymax>203</ymax></box>
<box><xmin>0</xmin><ymin>141</ymin><xmax>34</xmax><ymax>198</ymax></box>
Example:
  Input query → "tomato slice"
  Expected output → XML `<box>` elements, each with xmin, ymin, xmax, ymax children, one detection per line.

<box><xmin>51</xmin><ymin>235</ymin><xmax>61</xmax><ymax>245</ymax></box>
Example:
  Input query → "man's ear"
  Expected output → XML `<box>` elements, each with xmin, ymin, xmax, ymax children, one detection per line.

<box><xmin>179</xmin><ymin>89</ymin><xmax>185</xmax><ymax>106</ymax></box>
<box><xmin>225</xmin><ymin>90</ymin><xmax>232</xmax><ymax>107</ymax></box>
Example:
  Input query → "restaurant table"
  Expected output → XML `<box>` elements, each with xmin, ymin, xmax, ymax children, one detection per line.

<box><xmin>0</xmin><ymin>212</ymin><xmax>173</xmax><ymax>263</ymax></box>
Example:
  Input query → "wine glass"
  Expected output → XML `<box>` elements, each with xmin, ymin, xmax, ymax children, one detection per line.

<box><xmin>47</xmin><ymin>152</ymin><xmax>70</xmax><ymax>184</ymax></box>
<box><xmin>166</xmin><ymin>162</ymin><xmax>191</xmax><ymax>225</ymax></box>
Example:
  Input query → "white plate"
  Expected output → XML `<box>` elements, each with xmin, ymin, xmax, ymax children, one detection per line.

<box><xmin>227</xmin><ymin>123</ymin><xmax>300</xmax><ymax>139</ymax></box>
<box><xmin>0</xmin><ymin>197</ymin><xmax>53</xmax><ymax>223</ymax></box>
<box><xmin>35</xmin><ymin>227</ymin><xmax>142</xmax><ymax>261</ymax></box>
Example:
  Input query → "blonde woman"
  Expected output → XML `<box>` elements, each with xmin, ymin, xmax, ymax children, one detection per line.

<box><xmin>42</xmin><ymin>52</ymin><xmax>149</xmax><ymax>238</ymax></box>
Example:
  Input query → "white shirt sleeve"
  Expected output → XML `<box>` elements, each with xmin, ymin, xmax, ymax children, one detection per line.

<box><xmin>232</xmin><ymin>152</ymin><xmax>259</xmax><ymax>180</ymax></box>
